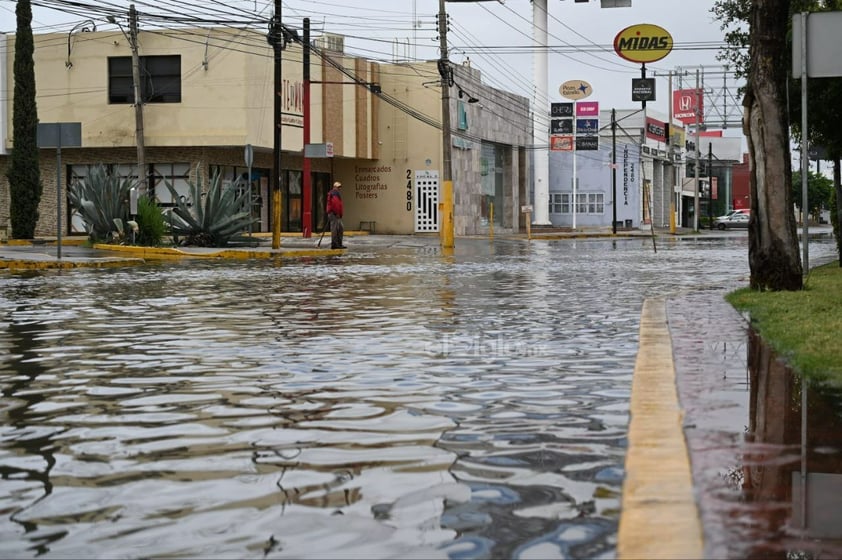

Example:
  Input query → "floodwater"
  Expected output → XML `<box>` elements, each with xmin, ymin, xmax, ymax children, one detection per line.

<box><xmin>0</xmin><ymin>236</ymin><xmax>837</xmax><ymax>559</ymax></box>
<box><xmin>670</xmin><ymin>289</ymin><xmax>842</xmax><ymax>560</ymax></box>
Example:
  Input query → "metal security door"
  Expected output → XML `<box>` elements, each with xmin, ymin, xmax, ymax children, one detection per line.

<box><xmin>414</xmin><ymin>170</ymin><xmax>440</xmax><ymax>232</ymax></box>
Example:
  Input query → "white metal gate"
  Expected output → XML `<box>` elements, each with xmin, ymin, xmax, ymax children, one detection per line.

<box><xmin>414</xmin><ymin>170</ymin><xmax>440</xmax><ymax>232</ymax></box>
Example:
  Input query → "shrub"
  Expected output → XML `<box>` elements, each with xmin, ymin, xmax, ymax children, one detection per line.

<box><xmin>165</xmin><ymin>168</ymin><xmax>255</xmax><ymax>247</ymax></box>
<box><xmin>67</xmin><ymin>164</ymin><xmax>134</xmax><ymax>243</ymax></box>
<box><xmin>135</xmin><ymin>194</ymin><xmax>166</xmax><ymax>246</ymax></box>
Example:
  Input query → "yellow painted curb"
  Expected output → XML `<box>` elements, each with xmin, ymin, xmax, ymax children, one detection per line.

<box><xmin>93</xmin><ymin>244</ymin><xmax>344</xmax><ymax>259</ymax></box>
<box><xmin>0</xmin><ymin>258</ymin><xmax>144</xmax><ymax>271</ymax></box>
<box><xmin>617</xmin><ymin>298</ymin><xmax>704</xmax><ymax>560</ymax></box>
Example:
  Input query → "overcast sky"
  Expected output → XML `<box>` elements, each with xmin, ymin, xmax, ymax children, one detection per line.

<box><xmin>0</xmin><ymin>0</ymin><xmax>741</xmax><ymax>125</ymax></box>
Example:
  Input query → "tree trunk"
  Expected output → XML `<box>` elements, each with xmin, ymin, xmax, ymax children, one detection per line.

<box><xmin>744</xmin><ymin>0</ymin><xmax>803</xmax><ymax>290</ymax></box>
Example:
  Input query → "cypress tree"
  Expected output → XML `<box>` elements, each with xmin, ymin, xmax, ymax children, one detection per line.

<box><xmin>6</xmin><ymin>0</ymin><xmax>42</xmax><ymax>239</ymax></box>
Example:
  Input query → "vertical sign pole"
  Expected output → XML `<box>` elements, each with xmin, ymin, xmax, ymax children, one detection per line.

<box><xmin>612</xmin><ymin>108</ymin><xmax>617</xmax><ymax>235</ymax></box>
<box><xmin>573</xmin><ymin>104</ymin><xmax>578</xmax><ymax>230</ymax></box>
<box><xmin>801</xmin><ymin>12</ymin><xmax>809</xmax><ymax>273</ymax></box>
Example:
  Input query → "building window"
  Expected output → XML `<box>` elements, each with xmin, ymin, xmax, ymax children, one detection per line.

<box><xmin>152</xmin><ymin>163</ymin><xmax>191</xmax><ymax>205</ymax></box>
<box><xmin>549</xmin><ymin>192</ymin><xmax>603</xmax><ymax>214</ymax></box>
<box><xmin>549</xmin><ymin>193</ymin><xmax>570</xmax><ymax>214</ymax></box>
<box><xmin>457</xmin><ymin>101</ymin><xmax>468</xmax><ymax>130</ymax></box>
<box><xmin>108</xmin><ymin>55</ymin><xmax>182</xmax><ymax>104</ymax></box>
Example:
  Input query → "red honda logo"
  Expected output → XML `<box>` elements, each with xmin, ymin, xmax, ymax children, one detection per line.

<box><xmin>678</xmin><ymin>95</ymin><xmax>693</xmax><ymax>112</ymax></box>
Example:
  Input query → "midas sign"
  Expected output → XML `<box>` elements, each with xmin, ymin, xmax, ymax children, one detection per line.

<box><xmin>613</xmin><ymin>24</ymin><xmax>673</xmax><ymax>64</ymax></box>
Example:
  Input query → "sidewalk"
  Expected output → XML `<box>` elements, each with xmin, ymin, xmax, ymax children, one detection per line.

<box><xmin>0</xmin><ymin>233</ymin><xmax>350</xmax><ymax>271</ymax></box>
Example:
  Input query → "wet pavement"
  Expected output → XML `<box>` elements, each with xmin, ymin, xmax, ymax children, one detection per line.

<box><xmin>668</xmin><ymin>290</ymin><xmax>842</xmax><ymax>560</ymax></box>
<box><xmin>0</xmin><ymin>234</ymin><xmax>839</xmax><ymax>558</ymax></box>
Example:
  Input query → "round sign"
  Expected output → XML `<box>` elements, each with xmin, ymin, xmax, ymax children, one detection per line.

<box><xmin>559</xmin><ymin>80</ymin><xmax>593</xmax><ymax>101</ymax></box>
<box><xmin>613</xmin><ymin>24</ymin><xmax>673</xmax><ymax>64</ymax></box>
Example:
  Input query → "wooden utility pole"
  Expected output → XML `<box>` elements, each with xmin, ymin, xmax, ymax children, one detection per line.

<box><xmin>128</xmin><ymin>5</ymin><xmax>146</xmax><ymax>194</ymax></box>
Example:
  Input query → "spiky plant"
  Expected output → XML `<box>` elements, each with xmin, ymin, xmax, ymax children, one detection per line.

<box><xmin>164</xmin><ymin>168</ymin><xmax>255</xmax><ymax>247</ymax></box>
<box><xmin>67</xmin><ymin>164</ymin><xmax>135</xmax><ymax>243</ymax></box>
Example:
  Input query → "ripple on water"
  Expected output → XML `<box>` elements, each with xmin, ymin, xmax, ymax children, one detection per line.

<box><xmin>3</xmin><ymin>237</ymin><xmax>833</xmax><ymax>558</ymax></box>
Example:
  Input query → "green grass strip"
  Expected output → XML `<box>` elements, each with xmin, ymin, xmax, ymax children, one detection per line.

<box><xmin>726</xmin><ymin>261</ymin><xmax>842</xmax><ymax>385</ymax></box>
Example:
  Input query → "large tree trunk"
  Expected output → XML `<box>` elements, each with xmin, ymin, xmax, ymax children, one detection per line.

<box><xmin>744</xmin><ymin>0</ymin><xmax>803</xmax><ymax>290</ymax></box>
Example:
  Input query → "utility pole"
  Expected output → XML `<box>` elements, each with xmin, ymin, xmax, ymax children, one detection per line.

<box><xmin>270</xmin><ymin>0</ymin><xmax>283</xmax><ymax>249</ymax></box>
<box><xmin>302</xmin><ymin>18</ymin><xmax>312</xmax><ymax>238</ymax></box>
<box><xmin>693</xmin><ymin>69</ymin><xmax>701</xmax><ymax>231</ymax></box>
<box><xmin>708</xmin><ymin>142</ymin><xmax>713</xmax><ymax>229</ymax></box>
<box><xmin>438</xmin><ymin>0</ymin><xmax>454</xmax><ymax>248</ymax></box>
<box><xmin>128</xmin><ymin>5</ymin><xmax>146</xmax><ymax>194</ymax></box>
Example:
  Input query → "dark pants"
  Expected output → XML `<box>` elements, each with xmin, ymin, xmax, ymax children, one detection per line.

<box><xmin>329</xmin><ymin>213</ymin><xmax>344</xmax><ymax>248</ymax></box>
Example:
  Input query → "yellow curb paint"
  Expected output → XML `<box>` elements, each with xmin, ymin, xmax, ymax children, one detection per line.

<box><xmin>0</xmin><ymin>258</ymin><xmax>144</xmax><ymax>271</ymax></box>
<box><xmin>93</xmin><ymin>244</ymin><xmax>344</xmax><ymax>260</ymax></box>
<box><xmin>617</xmin><ymin>298</ymin><xmax>704</xmax><ymax>560</ymax></box>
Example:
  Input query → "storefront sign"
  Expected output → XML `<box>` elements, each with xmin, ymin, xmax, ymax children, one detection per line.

<box><xmin>613</xmin><ymin>23</ymin><xmax>673</xmax><ymax>64</ymax></box>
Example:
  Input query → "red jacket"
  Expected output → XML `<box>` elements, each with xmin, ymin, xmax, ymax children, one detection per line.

<box><xmin>326</xmin><ymin>188</ymin><xmax>343</xmax><ymax>218</ymax></box>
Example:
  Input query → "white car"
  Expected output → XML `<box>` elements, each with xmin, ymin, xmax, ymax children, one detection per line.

<box><xmin>714</xmin><ymin>212</ymin><xmax>750</xmax><ymax>230</ymax></box>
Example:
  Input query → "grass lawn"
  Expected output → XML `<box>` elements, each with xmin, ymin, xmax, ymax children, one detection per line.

<box><xmin>726</xmin><ymin>261</ymin><xmax>842</xmax><ymax>385</ymax></box>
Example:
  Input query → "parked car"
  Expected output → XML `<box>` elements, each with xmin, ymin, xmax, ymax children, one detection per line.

<box><xmin>716</xmin><ymin>209</ymin><xmax>750</xmax><ymax>220</ymax></box>
<box><xmin>714</xmin><ymin>212</ymin><xmax>750</xmax><ymax>230</ymax></box>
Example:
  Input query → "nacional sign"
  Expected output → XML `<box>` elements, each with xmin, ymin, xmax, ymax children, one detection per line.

<box><xmin>559</xmin><ymin>80</ymin><xmax>593</xmax><ymax>101</ymax></box>
<box><xmin>613</xmin><ymin>23</ymin><xmax>673</xmax><ymax>64</ymax></box>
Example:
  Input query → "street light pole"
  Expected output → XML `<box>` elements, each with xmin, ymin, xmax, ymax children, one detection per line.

<box><xmin>438</xmin><ymin>0</ymin><xmax>454</xmax><ymax>248</ymax></box>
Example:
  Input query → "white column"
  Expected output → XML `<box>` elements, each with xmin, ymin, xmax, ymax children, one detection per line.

<box><xmin>532</xmin><ymin>0</ymin><xmax>551</xmax><ymax>225</ymax></box>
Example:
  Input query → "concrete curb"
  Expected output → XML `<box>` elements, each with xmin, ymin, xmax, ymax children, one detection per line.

<box><xmin>0</xmin><ymin>257</ymin><xmax>145</xmax><ymax>270</ymax></box>
<box><xmin>92</xmin><ymin>244</ymin><xmax>344</xmax><ymax>259</ymax></box>
<box><xmin>617</xmin><ymin>298</ymin><xmax>704</xmax><ymax>560</ymax></box>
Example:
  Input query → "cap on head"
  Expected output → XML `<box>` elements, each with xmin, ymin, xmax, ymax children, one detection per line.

<box><xmin>333</xmin><ymin>181</ymin><xmax>342</xmax><ymax>188</ymax></box>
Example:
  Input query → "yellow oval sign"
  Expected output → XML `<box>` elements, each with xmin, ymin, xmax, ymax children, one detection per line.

<box><xmin>613</xmin><ymin>24</ymin><xmax>673</xmax><ymax>64</ymax></box>
<box><xmin>559</xmin><ymin>80</ymin><xmax>593</xmax><ymax>101</ymax></box>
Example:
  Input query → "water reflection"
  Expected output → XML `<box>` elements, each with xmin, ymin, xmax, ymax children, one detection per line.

<box><xmin>742</xmin><ymin>330</ymin><xmax>842</xmax><ymax>559</ymax></box>
<box><xmin>0</xmin><ymin>237</ymin><xmax>837</xmax><ymax>558</ymax></box>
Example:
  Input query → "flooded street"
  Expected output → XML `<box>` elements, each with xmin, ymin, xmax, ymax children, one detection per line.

<box><xmin>0</xmin><ymin>236</ymin><xmax>837</xmax><ymax>558</ymax></box>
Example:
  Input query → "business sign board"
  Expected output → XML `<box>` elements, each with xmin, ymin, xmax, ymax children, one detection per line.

<box><xmin>551</xmin><ymin>135</ymin><xmax>574</xmax><ymax>152</ymax></box>
<box><xmin>645</xmin><ymin>117</ymin><xmax>667</xmax><ymax>142</ymax></box>
<box><xmin>576</xmin><ymin>101</ymin><xmax>599</xmax><ymax>117</ymax></box>
<box><xmin>576</xmin><ymin>118</ymin><xmax>600</xmax><ymax>135</ymax></box>
<box><xmin>560</xmin><ymin>80</ymin><xmax>593</xmax><ymax>101</ymax></box>
<box><xmin>631</xmin><ymin>78</ymin><xmax>656</xmax><ymax>102</ymax></box>
<box><xmin>551</xmin><ymin>119</ymin><xmax>574</xmax><ymax>134</ymax></box>
<box><xmin>551</xmin><ymin>102</ymin><xmax>574</xmax><ymax>117</ymax></box>
<box><xmin>673</xmin><ymin>88</ymin><xmax>704</xmax><ymax>125</ymax></box>
<box><xmin>576</xmin><ymin>136</ymin><xmax>599</xmax><ymax>151</ymax></box>
<box><xmin>613</xmin><ymin>23</ymin><xmax>673</xmax><ymax>64</ymax></box>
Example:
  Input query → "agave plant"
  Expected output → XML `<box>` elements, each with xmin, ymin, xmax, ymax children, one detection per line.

<box><xmin>165</xmin><ymin>167</ymin><xmax>255</xmax><ymax>247</ymax></box>
<box><xmin>67</xmin><ymin>164</ymin><xmax>136</xmax><ymax>243</ymax></box>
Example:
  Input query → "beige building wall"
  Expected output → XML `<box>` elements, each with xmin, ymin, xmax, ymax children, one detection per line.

<box><xmin>0</xmin><ymin>28</ymin><xmax>529</xmax><ymax>239</ymax></box>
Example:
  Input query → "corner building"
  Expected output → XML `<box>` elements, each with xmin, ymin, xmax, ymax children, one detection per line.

<box><xmin>0</xmin><ymin>28</ymin><xmax>531</xmax><ymax>238</ymax></box>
